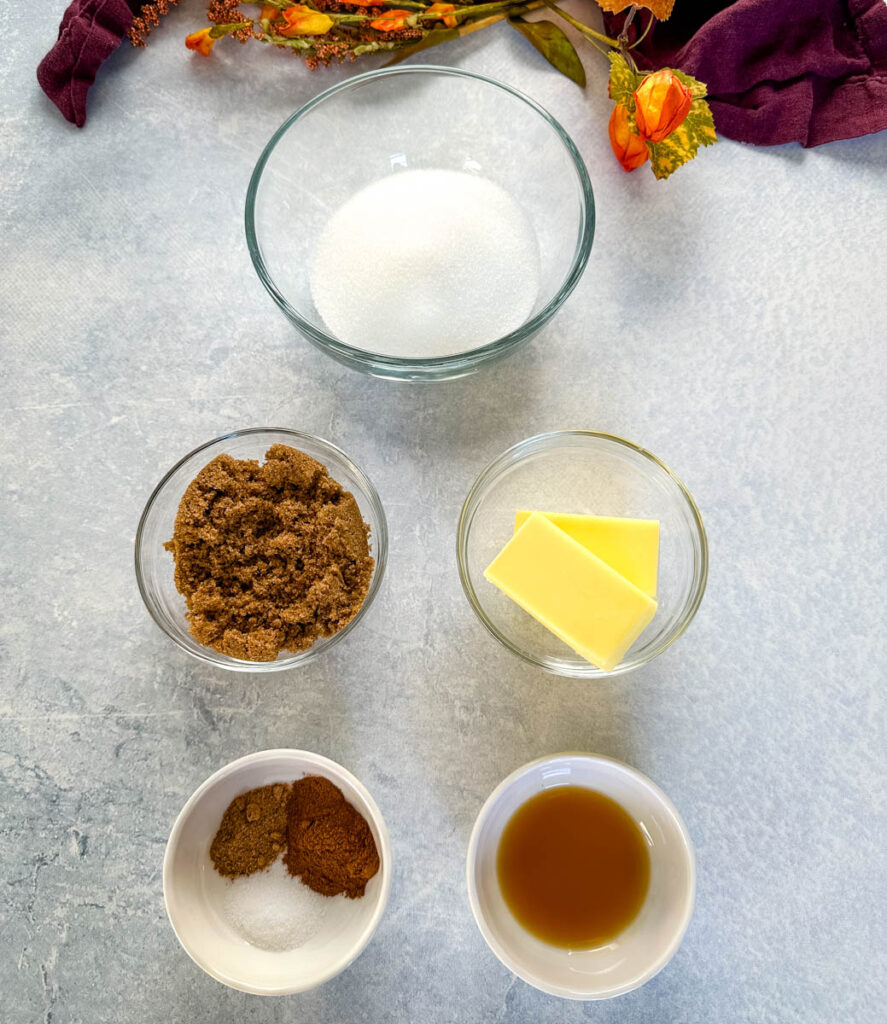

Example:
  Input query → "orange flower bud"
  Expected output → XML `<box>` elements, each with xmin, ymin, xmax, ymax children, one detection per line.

<box><xmin>633</xmin><ymin>69</ymin><xmax>692</xmax><ymax>144</ymax></box>
<box><xmin>277</xmin><ymin>5</ymin><xmax>334</xmax><ymax>36</ymax></box>
<box><xmin>259</xmin><ymin>5</ymin><xmax>279</xmax><ymax>19</ymax></box>
<box><xmin>608</xmin><ymin>104</ymin><xmax>648</xmax><ymax>173</ymax></box>
<box><xmin>185</xmin><ymin>27</ymin><xmax>216</xmax><ymax>56</ymax></box>
<box><xmin>427</xmin><ymin>2</ymin><xmax>457</xmax><ymax>28</ymax></box>
<box><xmin>370</xmin><ymin>9</ymin><xmax>412</xmax><ymax>30</ymax></box>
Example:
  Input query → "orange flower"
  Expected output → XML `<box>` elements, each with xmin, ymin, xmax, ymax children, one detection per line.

<box><xmin>633</xmin><ymin>69</ymin><xmax>692</xmax><ymax>144</ymax></box>
<box><xmin>277</xmin><ymin>5</ymin><xmax>334</xmax><ymax>36</ymax></box>
<box><xmin>370</xmin><ymin>9</ymin><xmax>412</xmax><ymax>30</ymax></box>
<box><xmin>427</xmin><ymin>2</ymin><xmax>457</xmax><ymax>28</ymax></box>
<box><xmin>608</xmin><ymin>104</ymin><xmax>648</xmax><ymax>173</ymax></box>
<box><xmin>185</xmin><ymin>27</ymin><xmax>216</xmax><ymax>56</ymax></box>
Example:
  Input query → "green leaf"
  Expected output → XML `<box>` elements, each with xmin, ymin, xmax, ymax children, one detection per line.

<box><xmin>608</xmin><ymin>51</ymin><xmax>642</xmax><ymax>106</ymax></box>
<box><xmin>509</xmin><ymin>18</ymin><xmax>585</xmax><ymax>87</ymax></box>
<box><xmin>647</xmin><ymin>96</ymin><xmax>717</xmax><ymax>179</ymax></box>
<box><xmin>670</xmin><ymin>66</ymin><xmax>708</xmax><ymax>100</ymax></box>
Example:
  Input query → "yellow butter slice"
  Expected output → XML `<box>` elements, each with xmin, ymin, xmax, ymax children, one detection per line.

<box><xmin>486</xmin><ymin>513</ymin><xmax>658</xmax><ymax>672</ymax></box>
<box><xmin>514</xmin><ymin>511</ymin><xmax>659</xmax><ymax>597</ymax></box>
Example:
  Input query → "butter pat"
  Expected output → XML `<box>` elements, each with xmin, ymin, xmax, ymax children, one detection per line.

<box><xmin>514</xmin><ymin>511</ymin><xmax>659</xmax><ymax>596</ymax></box>
<box><xmin>485</xmin><ymin>513</ymin><xmax>658</xmax><ymax>672</ymax></box>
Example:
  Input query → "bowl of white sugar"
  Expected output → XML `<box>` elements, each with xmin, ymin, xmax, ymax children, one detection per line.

<box><xmin>246</xmin><ymin>66</ymin><xmax>594</xmax><ymax>381</ymax></box>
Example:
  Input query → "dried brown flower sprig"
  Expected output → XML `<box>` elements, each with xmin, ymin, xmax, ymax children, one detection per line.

<box><xmin>129</xmin><ymin>1</ymin><xmax>180</xmax><ymax>47</ymax></box>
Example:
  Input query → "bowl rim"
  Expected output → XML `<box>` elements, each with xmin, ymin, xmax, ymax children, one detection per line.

<box><xmin>245</xmin><ymin>64</ymin><xmax>595</xmax><ymax>375</ymax></box>
<box><xmin>134</xmin><ymin>426</ymin><xmax>388</xmax><ymax>673</ymax></box>
<box><xmin>456</xmin><ymin>429</ymin><xmax>709</xmax><ymax>678</ymax></box>
<box><xmin>465</xmin><ymin>752</ymin><xmax>696</xmax><ymax>1000</ymax></box>
<box><xmin>162</xmin><ymin>748</ymin><xmax>393</xmax><ymax>996</ymax></box>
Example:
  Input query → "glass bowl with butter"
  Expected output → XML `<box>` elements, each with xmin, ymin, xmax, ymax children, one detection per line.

<box><xmin>457</xmin><ymin>431</ymin><xmax>708</xmax><ymax>678</ymax></box>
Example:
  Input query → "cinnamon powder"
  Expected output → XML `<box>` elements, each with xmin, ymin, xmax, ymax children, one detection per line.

<box><xmin>285</xmin><ymin>776</ymin><xmax>380</xmax><ymax>898</ymax></box>
<box><xmin>165</xmin><ymin>443</ymin><xmax>373</xmax><ymax>662</ymax></box>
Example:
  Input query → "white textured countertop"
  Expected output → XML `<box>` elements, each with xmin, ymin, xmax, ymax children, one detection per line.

<box><xmin>2</xmin><ymin>6</ymin><xmax>885</xmax><ymax>1022</ymax></box>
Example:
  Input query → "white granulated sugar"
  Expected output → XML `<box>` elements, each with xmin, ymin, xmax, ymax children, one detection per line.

<box><xmin>309</xmin><ymin>169</ymin><xmax>541</xmax><ymax>358</ymax></box>
<box><xmin>223</xmin><ymin>857</ymin><xmax>330</xmax><ymax>952</ymax></box>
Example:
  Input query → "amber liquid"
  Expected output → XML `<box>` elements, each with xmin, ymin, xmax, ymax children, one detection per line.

<box><xmin>496</xmin><ymin>786</ymin><xmax>651</xmax><ymax>949</ymax></box>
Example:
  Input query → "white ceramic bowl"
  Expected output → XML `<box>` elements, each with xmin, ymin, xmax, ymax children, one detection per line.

<box><xmin>163</xmin><ymin>749</ymin><xmax>392</xmax><ymax>995</ymax></box>
<box><xmin>467</xmin><ymin>754</ymin><xmax>695</xmax><ymax>1000</ymax></box>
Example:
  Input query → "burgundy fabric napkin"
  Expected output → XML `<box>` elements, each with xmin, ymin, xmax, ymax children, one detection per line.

<box><xmin>605</xmin><ymin>0</ymin><xmax>887</xmax><ymax>147</ymax></box>
<box><xmin>37</xmin><ymin>0</ymin><xmax>137</xmax><ymax>128</ymax></box>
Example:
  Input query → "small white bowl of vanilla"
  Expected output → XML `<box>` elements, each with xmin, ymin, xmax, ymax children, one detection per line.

<box><xmin>467</xmin><ymin>753</ymin><xmax>695</xmax><ymax>1000</ymax></box>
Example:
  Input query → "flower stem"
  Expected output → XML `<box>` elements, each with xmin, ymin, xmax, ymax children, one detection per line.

<box><xmin>325</xmin><ymin>0</ymin><xmax>547</xmax><ymax>27</ymax></box>
<box><xmin>442</xmin><ymin>0</ymin><xmax>541</xmax><ymax>21</ymax></box>
<box><xmin>256</xmin><ymin>0</ymin><xmax>531</xmax><ymax>14</ymax></box>
<box><xmin>542</xmin><ymin>2</ymin><xmax>620</xmax><ymax>49</ymax></box>
<box><xmin>630</xmin><ymin>10</ymin><xmax>655</xmax><ymax>49</ymax></box>
<box><xmin>619</xmin><ymin>3</ymin><xmax>637</xmax><ymax>39</ymax></box>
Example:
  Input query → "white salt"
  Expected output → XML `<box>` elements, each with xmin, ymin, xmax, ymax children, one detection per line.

<box><xmin>309</xmin><ymin>169</ymin><xmax>541</xmax><ymax>358</ymax></box>
<box><xmin>223</xmin><ymin>857</ymin><xmax>330</xmax><ymax>952</ymax></box>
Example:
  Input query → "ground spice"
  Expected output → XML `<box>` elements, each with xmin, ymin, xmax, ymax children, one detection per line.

<box><xmin>210</xmin><ymin>782</ymin><xmax>290</xmax><ymax>878</ymax></box>
<box><xmin>285</xmin><ymin>776</ymin><xmax>380</xmax><ymax>898</ymax></box>
<box><xmin>165</xmin><ymin>443</ymin><xmax>374</xmax><ymax>662</ymax></box>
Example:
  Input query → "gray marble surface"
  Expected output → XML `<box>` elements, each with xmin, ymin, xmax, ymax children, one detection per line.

<box><xmin>2</xmin><ymin>4</ymin><xmax>886</xmax><ymax>1022</ymax></box>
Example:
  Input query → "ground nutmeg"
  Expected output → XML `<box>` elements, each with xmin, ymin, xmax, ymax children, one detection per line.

<box><xmin>210</xmin><ymin>782</ymin><xmax>290</xmax><ymax>878</ymax></box>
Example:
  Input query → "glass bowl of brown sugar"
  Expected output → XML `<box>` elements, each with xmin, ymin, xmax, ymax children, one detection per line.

<box><xmin>135</xmin><ymin>428</ymin><xmax>388</xmax><ymax>672</ymax></box>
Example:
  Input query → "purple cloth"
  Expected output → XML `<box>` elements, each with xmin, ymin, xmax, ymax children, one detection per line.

<box><xmin>37</xmin><ymin>0</ymin><xmax>137</xmax><ymax>128</ymax></box>
<box><xmin>605</xmin><ymin>0</ymin><xmax>887</xmax><ymax>146</ymax></box>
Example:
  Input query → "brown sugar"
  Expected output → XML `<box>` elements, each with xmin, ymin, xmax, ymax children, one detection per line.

<box><xmin>285</xmin><ymin>775</ymin><xmax>380</xmax><ymax>899</ymax></box>
<box><xmin>165</xmin><ymin>443</ymin><xmax>374</xmax><ymax>661</ymax></box>
<box><xmin>210</xmin><ymin>782</ymin><xmax>291</xmax><ymax>878</ymax></box>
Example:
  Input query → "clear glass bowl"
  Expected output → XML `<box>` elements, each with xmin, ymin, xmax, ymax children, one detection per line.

<box><xmin>457</xmin><ymin>431</ymin><xmax>708</xmax><ymax>678</ymax></box>
<box><xmin>245</xmin><ymin>66</ymin><xmax>594</xmax><ymax>381</ymax></box>
<box><xmin>135</xmin><ymin>428</ymin><xmax>388</xmax><ymax>672</ymax></box>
